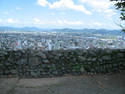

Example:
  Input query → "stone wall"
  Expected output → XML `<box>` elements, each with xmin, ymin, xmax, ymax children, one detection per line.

<box><xmin>0</xmin><ymin>49</ymin><xmax>125</xmax><ymax>77</ymax></box>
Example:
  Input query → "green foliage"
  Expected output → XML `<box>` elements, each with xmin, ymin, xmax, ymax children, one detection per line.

<box><xmin>110</xmin><ymin>0</ymin><xmax>125</xmax><ymax>32</ymax></box>
<box><xmin>73</xmin><ymin>64</ymin><xmax>81</xmax><ymax>71</ymax></box>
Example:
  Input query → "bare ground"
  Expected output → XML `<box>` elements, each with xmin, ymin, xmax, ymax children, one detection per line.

<box><xmin>0</xmin><ymin>71</ymin><xmax>125</xmax><ymax>94</ymax></box>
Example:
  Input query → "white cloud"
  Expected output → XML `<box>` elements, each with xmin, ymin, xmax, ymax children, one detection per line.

<box><xmin>37</xmin><ymin>0</ymin><xmax>49</xmax><ymax>7</ymax></box>
<box><xmin>57</xmin><ymin>19</ymin><xmax>83</xmax><ymax>25</ymax></box>
<box><xmin>80</xmin><ymin>0</ymin><xmax>116</xmax><ymax>16</ymax></box>
<box><xmin>16</xmin><ymin>7</ymin><xmax>22</xmax><ymax>10</ymax></box>
<box><xmin>37</xmin><ymin>0</ymin><xmax>91</xmax><ymax>15</ymax></box>
<box><xmin>0</xmin><ymin>19</ymin><xmax>2</xmax><ymax>23</ymax></box>
<box><xmin>33</xmin><ymin>18</ymin><xmax>40</xmax><ymax>23</ymax></box>
<box><xmin>33</xmin><ymin>18</ymin><xmax>43</xmax><ymax>24</ymax></box>
<box><xmin>7</xmin><ymin>18</ymin><xmax>19</xmax><ymax>23</ymax></box>
<box><xmin>8</xmin><ymin>18</ymin><xmax>14</xmax><ymax>23</ymax></box>
<box><xmin>80</xmin><ymin>0</ymin><xmax>111</xmax><ymax>10</ymax></box>
<box><xmin>104</xmin><ymin>9</ymin><xmax>117</xmax><ymax>18</ymax></box>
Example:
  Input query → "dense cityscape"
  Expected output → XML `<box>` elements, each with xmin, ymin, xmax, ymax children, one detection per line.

<box><xmin>0</xmin><ymin>30</ymin><xmax>125</xmax><ymax>51</ymax></box>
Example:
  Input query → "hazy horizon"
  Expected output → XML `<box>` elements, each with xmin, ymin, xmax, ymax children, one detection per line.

<box><xmin>0</xmin><ymin>26</ymin><xmax>122</xmax><ymax>31</ymax></box>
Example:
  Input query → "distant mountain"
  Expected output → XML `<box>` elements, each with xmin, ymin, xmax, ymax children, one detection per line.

<box><xmin>52</xmin><ymin>28</ymin><xmax>124</xmax><ymax>35</ymax></box>
<box><xmin>0</xmin><ymin>26</ymin><xmax>124</xmax><ymax>35</ymax></box>
<box><xmin>0</xmin><ymin>26</ymin><xmax>48</xmax><ymax>32</ymax></box>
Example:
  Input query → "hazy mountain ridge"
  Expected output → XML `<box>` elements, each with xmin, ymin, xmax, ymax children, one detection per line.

<box><xmin>0</xmin><ymin>26</ymin><xmax>124</xmax><ymax>35</ymax></box>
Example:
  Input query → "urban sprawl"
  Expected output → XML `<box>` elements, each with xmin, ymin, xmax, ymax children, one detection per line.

<box><xmin>0</xmin><ymin>31</ymin><xmax>125</xmax><ymax>50</ymax></box>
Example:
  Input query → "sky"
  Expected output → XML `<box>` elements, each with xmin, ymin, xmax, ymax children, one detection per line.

<box><xmin>0</xmin><ymin>0</ymin><xmax>122</xmax><ymax>29</ymax></box>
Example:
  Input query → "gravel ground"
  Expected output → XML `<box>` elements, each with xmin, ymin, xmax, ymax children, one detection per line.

<box><xmin>0</xmin><ymin>71</ymin><xmax>125</xmax><ymax>94</ymax></box>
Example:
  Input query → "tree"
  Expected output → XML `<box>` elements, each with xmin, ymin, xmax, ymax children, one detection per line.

<box><xmin>110</xmin><ymin>0</ymin><xmax>125</xmax><ymax>32</ymax></box>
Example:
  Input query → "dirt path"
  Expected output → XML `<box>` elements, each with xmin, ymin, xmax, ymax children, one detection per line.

<box><xmin>0</xmin><ymin>72</ymin><xmax>125</xmax><ymax>94</ymax></box>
